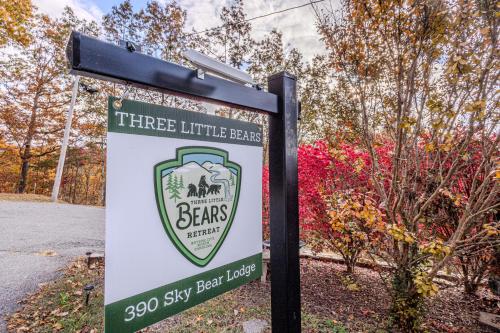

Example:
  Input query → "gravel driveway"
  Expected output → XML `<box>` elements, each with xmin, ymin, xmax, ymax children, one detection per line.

<box><xmin>0</xmin><ymin>200</ymin><xmax>104</xmax><ymax>332</ymax></box>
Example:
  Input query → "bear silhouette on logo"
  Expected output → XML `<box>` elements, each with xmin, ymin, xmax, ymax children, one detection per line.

<box><xmin>198</xmin><ymin>175</ymin><xmax>209</xmax><ymax>198</ymax></box>
<box><xmin>187</xmin><ymin>184</ymin><xmax>197</xmax><ymax>197</ymax></box>
<box><xmin>207</xmin><ymin>184</ymin><xmax>221</xmax><ymax>195</ymax></box>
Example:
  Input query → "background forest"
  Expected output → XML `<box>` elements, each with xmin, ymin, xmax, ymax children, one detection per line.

<box><xmin>1</xmin><ymin>0</ymin><xmax>499</xmax><ymax>331</ymax></box>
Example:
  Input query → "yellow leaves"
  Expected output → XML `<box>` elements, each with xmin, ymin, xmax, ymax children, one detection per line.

<box><xmin>445</xmin><ymin>54</ymin><xmax>474</xmax><ymax>76</ymax></box>
<box><xmin>327</xmin><ymin>193</ymin><xmax>383</xmax><ymax>233</ymax></box>
<box><xmin>414</xmin><ymin>271</ymin><xmax>439</xmax><ymax>297</ymax></box>
<box><xmin>431</xmin><ymin>120</ymin><xmax>444</xmax><ymax>130</ymax></box>
<box><xmin>453</xmin><ymin>194</ymin><xmax>463</xmax><ymax>207</ymax></box>
<box><xmin>420</xmin><ymin>239</ymin><xmax>451</xmax><ymax>257</ymax></box>
<box><xmin>453</xmin><ymin>55</ymin><xmax>467</xmax><ymax>65</ymax></box>
<box><xmin>438</xmin><ymin>142</ymin><xmax>452</xmax><ymax>152</ymax></box>
<box><xmin>401</xmin><ymin>122</ymin><xmax>412</xmax><ymax>129</ymax></box>
<box><xmin>439</xmin><ymin>188</ymin><xmax>462</xmax><ymax>206</ymax></box>
<box><xmin>0</xmin><ymin>0</ymin><xmax>33</xmax><ymax>46</ymax></box>
<box><xmin>354</xmin><ymin>158</ymin><xmax>365</xmax><ymax>173</ymax></box>
<box><xmin>323</xmin><ymin>192</ymin><xmax>384</xmax><ymax>260</ymax></box>
<box><xmin>339</xmin><ymin>274</ymin><xmax>360</xmax><ymax>291</ymax></box>
<box><xmin>474</xmin><ymin>100</ymin><xmax>486</xmax><ymax>109</ymax></box>
<box><xmin>465</xmin><ymin>100</ymin><xmax>486</xmax><ymax>112</ymax></box>
<box><xmin>347</xmin><ymin>282</ymin><xmax>360</xmax><ymax>291</ymax></box>
<box><xmin>424</xmin><ymin>143</ymin><xmax>435</xmax><ymax>152</ymax></box>
<box><xmin>400</xmin><ymin>117</ymin><xmax>417</xmax><ymax>130</ymax></box>
<box><xmin>352</xmin><ymin>201</ymin><xmax>362</xmax><ymax>209</ymax></box>
<box><xmin>330</xmin><ymin>148</ymin><xmax>347</xmax><ymax>161</ymax></box>
<box><xmin>387</xmin><ymin>224</ymin><xmax>416</xmax><ymax>244</ymax></box>
<box><xmin>445</xmin><ymin>62</ymin><xmax>458</xmax><ymax>75</ymax></box>
<box><xmin>483</xmin><ymin>224</ymin><xmax>499</xmax><ymax>237</ymax></box>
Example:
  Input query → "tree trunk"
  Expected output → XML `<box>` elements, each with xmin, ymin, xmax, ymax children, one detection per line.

<box><xmin>84</xmin><ymin>171</ymin><xmax>90</xmax><ymax>204</ymax></box>
<box><xmin>463</xmin><ymin>280</ymin><xmax>478</xmax><ymax>294</ymax></box>
<box><xmin>390</xmin><ymin>267</ymin><xmax>425</xmax><ymax>332</ymax></box>
<box><xmin>17</xmin><ymin>151</ymin><xmax>30</xmax><ymax>193</ymax></box>
<box><xmin>71</xmin><ymin>164</ymin><xmax>80</xmax><ymax>204</ymax></box>
<box><xmin>346</xmin><ymin>262</ymin><xmax>354</xmax><ymax>275</ymax></box>
<box><xmin>17</xmin><ymin>92</ymin><xmax>40</xmax><ymax>193</ymax></box>
<box><xmin>345</xmin><ymin>253</ymin><xmax>358</xmax><ymax>275</ymax></box>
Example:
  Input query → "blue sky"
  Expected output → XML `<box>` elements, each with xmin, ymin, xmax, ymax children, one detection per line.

<box><xmin>33</xmin><ymin>0</ymin><xmax>327</xmax><ymax>61</ymax></box>
<box><xmin>95</xmin><ymin>0</ymin><xmax>150</xmax><ymax>13</ymax></box>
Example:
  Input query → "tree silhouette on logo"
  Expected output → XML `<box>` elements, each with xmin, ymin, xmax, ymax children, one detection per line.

<box><xmin>167</xmin><ymin>173</ymin><xmax>181</xmax><ymax>202</ymax></box>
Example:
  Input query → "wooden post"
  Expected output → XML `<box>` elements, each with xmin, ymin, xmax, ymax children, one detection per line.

<box><xmin>51</xmin><ymin>75</ymin><xmax>80</xmax><ymax>202</ymax></box>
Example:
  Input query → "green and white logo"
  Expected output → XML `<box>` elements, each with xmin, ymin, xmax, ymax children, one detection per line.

<box><xmin>154</xmin><ymin>147</ymin><xmax>241</xmax><ymax>267</ymax></box>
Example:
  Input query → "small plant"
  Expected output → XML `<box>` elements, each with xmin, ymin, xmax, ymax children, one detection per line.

<box><xmin>339</xmin><ymin>274</ymin><xmax>360</xmax><ymax>292</ymax></box>
<box><xmin>59</xmin><ymin>291</ymin><xmax>69</xmax><ymax>305</ymax></box>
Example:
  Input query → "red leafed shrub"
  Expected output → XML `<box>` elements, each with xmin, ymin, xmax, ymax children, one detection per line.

<box><xmin>261</xmin><ymin>141</ymin><xmax>334</xmax><ymax>239</ymax></box>
<box><xmin>298</xmin><ymin>140</ymin><xmax>332</xmax><ymax>232</ymax></box>
<box><xmin>262</xmin><ymin>140</ymin><xmax>393</xmax><ymax>241</ymax></box>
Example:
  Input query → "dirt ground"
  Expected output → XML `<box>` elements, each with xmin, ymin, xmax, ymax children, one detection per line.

<box><xmin>298</xmin><ymin>260</ymin><xmax>498</xmax><ymax>332</ymax></box>
<box><xmin>141</xmin><ymin>259</ymin><xmax>500</xmax><ymax>332</ymax></box>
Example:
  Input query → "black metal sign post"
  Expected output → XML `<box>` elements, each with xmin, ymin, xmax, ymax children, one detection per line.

<box><xmin>268</xmin><ymin>73</ymin><xmax>301</xmax><ymax>332</ymax></box>
<box><xmin>66</xmin><ymin>32</ymin><xmax>301</xmax><ymax>332</ymax></box>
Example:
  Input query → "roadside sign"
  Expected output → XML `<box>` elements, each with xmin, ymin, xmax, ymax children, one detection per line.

<box><xmin>68</xmin><ymin>31</ymin><xmax>301</xmax><ymax>332</ymax></box>
<box><xmin>105</xmin><ymin>98</ymin><xmax>263</xmax><ymax>332</ymax></box>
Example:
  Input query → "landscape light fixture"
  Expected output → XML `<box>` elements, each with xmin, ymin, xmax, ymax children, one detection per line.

<box><xmin>182</xmin><ymin>48</ymin><xmax>254</xmax><ymax>86</ymax></box>
<box><xmin>84</xmin><ymin>284</ymin><xmax>95</xmax><ymax>306</ymax></box>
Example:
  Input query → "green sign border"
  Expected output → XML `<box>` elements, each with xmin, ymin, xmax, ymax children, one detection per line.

<box><xmin>107</xmin><ymin>97</ymin><xmax>263</xmax><ymax>147</ymax></box>
<box><xmin>105</xmin><ymin>253</ymin><xmax>262</xmax><ymax>333</ymax></box>
<box><xmin>154</xmin><ymin>146</ymin><xmax>242</xmax><ymax>267</ymax></box>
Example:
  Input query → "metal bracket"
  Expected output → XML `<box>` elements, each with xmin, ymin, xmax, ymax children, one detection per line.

<box><xmin>196</xmin><ymin>68</ymin><xmax>205</xmax><ymax>80</ymax></box>
<box><xmin>118</xmin><ymin>39</ymin><xmax>142</xmax><ymax>53</ymax></box>
<box><xmin>112</xmin><ymin>84</ymin><xmax>131</xmax><ymax>110</ymax></box>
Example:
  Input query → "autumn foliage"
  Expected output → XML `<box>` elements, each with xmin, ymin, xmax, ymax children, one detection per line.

<box><xmin>1</xmin><ymin>1</ymin><xmax>499</xmax><ymax>332</ymax></box>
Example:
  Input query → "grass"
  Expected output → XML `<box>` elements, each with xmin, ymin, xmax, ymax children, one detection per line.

<box><xmin>0</xmin><ymin>193</ymin><xmax>55</xmax><ymax>202</ymax></box>
<box><xmin>6</xmin><ymin>259</ymin><xmax>104</xmax><ymax>332</ymax></box>
<box><xmin>0</xmin><ymin>193</ymin><xmax>69</xmax><ymax>203</ymax></box>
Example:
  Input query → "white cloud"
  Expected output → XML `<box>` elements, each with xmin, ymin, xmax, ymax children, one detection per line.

<box><xmin>33</xmin><ymin>0</ymin><xmax>103</xmax><ymax>23</ymax></box>
<box><xmin>33</xmin><ymin>0</ymin><xmax>329</xmax><ymax>62</ymax></box>
<box><xmin>180</xmin><ymin>0</ymin><xmax>328</xmax><ymax>61</ymax></box>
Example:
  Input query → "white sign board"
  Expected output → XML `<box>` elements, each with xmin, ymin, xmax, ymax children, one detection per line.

<box><xmin>105</xmin><ymin>98</ymin><xmax>262</xmax><ymax>332</ymax></box>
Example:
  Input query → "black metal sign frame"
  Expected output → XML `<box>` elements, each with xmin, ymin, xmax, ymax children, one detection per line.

<box><xmin>67</xmin><ymin>31</ymin><xmax>301</xmax><ymax>332</ymax></box>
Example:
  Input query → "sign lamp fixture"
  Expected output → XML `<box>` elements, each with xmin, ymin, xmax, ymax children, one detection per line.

<box><xmin>182</xmin><ymin>48</ymin><xmax>254</xmax><ymax>86</ymax></box>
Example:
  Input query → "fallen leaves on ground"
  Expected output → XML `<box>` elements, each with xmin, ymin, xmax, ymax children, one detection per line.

<box><xmin>6</xmin><ymin>257</ymin><xmax>103</xmax><ymax>333</ymax></box>
<box><xmin>35</xmin><ymin>250</ymin><xmax>58</xmax><ymax>257</ymax></box>
<box><xmin>6</xmin><ymin>258</ymin><xmax>499</xmax><ymax>332</ymax></box>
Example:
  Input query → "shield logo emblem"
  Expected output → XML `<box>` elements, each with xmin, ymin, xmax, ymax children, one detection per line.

<box><xmin>154</xmin><ymin>147</ymin><xmax>241</xmax><ymax>267</ymax></box>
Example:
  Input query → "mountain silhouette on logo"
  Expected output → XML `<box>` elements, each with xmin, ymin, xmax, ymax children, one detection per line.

<box><xmin>201</xmin><ymin>161</ymin><xmax>233</xmax><ymax>180</ymax></box>
<box><xmin>164</xmin><ymin>161</ymin><xmax>210</xmax><ymax>179</ymax></box>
